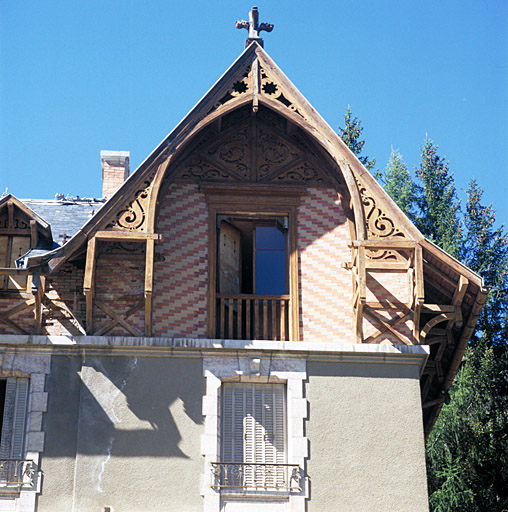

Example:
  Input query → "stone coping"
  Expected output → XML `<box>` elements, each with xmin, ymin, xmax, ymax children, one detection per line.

<box><xmin>0</xmin><ymin>335</ymin><xmax>429</xmax><ymax>369</ymax></box>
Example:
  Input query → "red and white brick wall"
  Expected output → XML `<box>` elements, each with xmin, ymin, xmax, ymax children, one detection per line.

<box><xmin>153</xmin><ymin>183</ymin><xmax>208</xmax><ymax>338</ymax></box>
<box><xmin>297</xmin><ymin>187</ymin><xmax>353</xmax><ymax>343</ymax></box>
<box><xmin>44</xmin><ymin>262</ymin><xmax>86</xmax><ymax>336</ymax></box>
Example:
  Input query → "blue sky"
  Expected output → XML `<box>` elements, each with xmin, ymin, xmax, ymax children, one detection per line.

<box><xmin>1</xmin><ymin>0</ymin><xmax>507</xmax><ymax>226</ymax></box>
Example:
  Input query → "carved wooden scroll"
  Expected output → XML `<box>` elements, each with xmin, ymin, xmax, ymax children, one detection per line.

<box><xmin>105</xmin><ymin>176</ymin><xmax>154</xmax><ymax>232</ymax></box>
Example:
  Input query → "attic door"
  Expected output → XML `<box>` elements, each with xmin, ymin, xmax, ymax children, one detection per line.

<box><xmin>217</xmin><ymin>217</ymin><xmax>288</xmax><ymax>295</ymax></box>
<box><xmin>219</xmin><ymin>221</ymin><xmax>241</xmax><ymax>294</ymax></box>
<box><xmin>216</xmin><ymin>217</ymin><xmax>289</xmax><ymax>340</ymax></box>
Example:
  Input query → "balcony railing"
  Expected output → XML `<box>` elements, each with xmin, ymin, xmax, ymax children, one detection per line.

<box><xmin>211</xmin><ymin>462</ymin><xmax>301</xmax><ymax>492</ymax></box>
<box><xmin>0</xmin><ymin>459</ymin><xmax>37</xmax><ymax>492</ymax></box>
<box><xmin>216</xmin><ymin>294</ymin><xmax>290</xmax><ymax>341</ymax></box>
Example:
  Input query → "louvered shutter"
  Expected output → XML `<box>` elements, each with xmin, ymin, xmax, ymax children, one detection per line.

<box><xmin>0</xmin><ymin>378</ymin><xmax>29</xmax><ymax>460</ymax></box>
<box><xmin>10</xmin><ymin>379</ymin><xmax>29</xmax><ymax>460</ymax></box>
<box><xmin>221</xmin><ymin>383</ymin><xmax>286</xmax><ymax>489</ymax></box>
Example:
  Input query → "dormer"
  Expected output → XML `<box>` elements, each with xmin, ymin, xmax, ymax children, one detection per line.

<box><xmin>0</xmin><ymin>195</ymin><xmax>53</xmax><ymax>291</ymax></box>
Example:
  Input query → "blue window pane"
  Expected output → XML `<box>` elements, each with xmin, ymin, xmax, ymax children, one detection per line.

<box><xmin>255</xmin><ymin>250</ymin><xmax>286</xmax><ymax>294</ymax></box>
<box><xmin>255</xmin><ymin>226</ymin><xmax>285</xmax><ymax>249</ymax></box>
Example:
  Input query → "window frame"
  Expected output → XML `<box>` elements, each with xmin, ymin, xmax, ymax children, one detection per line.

<box><xmin>204</xmin><ymin>184</ymin><xmax>302</xmax><ymax>341</ymax></box>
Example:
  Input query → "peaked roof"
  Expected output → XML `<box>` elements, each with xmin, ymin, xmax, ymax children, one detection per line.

<box><xmin>14</xmin><ymin>40</ymin><xmax>486</xmax><ymax>435</ymax></box>
<box><xmin>0</xmin><ymin>194</ymin><xmax>53</xmax><ymax>242</ymax></box>
<box><xmin>20</xmin><ymin>42</ymin><xmax>484</xmax><ymax>288</ymax></box>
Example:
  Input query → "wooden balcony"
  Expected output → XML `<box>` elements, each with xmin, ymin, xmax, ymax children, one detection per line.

<box><xmin>216</xmin><ymin>294</ymin><xmax>290</xmax><ymax>341</ymax></box>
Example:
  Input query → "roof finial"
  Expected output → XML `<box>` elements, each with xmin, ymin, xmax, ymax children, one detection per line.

<box><xmin>235</xmin><ymin>6</ymin><xmax>273</xmax><ymax>48</ymax></box>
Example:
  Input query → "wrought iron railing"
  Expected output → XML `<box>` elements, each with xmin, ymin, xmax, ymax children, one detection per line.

<box><xmin>211</xmin><ymin>462</ymin><xmax>301</xmax><ymax>492</ymax></box>
<box><xmin>0</xmin><ymin>459</ymin><xmax>37</xmax><ymax>492</ymax></box>
<box><xmin>216</xmin><ymin>294</ymin><xmax>290</xmax><ymax>340</ymax></box>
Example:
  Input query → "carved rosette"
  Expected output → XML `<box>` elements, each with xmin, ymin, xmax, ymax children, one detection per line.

<box><xmin>209</xmin><ymin>65</ymin><xmax>252</xmax><ymax>113</ymax></box>
<box><xmin>259</xmin><ymin>68</ymin><xmax>307</xmax><ymax>121</ymax></box>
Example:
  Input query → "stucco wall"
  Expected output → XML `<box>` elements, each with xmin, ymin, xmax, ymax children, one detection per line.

<box><xmin>305</xmin><ymin>361</ymin><xmax>429</xmax><ymax>512</ymax></box>
<box><xmin>38</xmin><ymin>354</ymin><xmax>205</xmax><ymax>512</ymax></box>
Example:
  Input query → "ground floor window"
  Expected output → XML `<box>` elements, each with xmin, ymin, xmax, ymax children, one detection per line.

<box><xmin>0</xmin><ymin>377</ymin><xmax>31</xmax><ymax>493</ymax></box>
<box><xmin>218</xmin><ymin>383</ymin><xmax>290</xmax><ymax>490</ymax></box>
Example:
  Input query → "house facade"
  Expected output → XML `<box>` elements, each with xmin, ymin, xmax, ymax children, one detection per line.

<box><xmin>0</xmin><ymin>25</ymin><xmax>486</xmax><ymax>512</ymax></box>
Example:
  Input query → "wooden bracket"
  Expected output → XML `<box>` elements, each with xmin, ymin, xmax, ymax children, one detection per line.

<box><xmin>83</xmin><ymin>237</ymin><xmax>97</xmax><ymax>334</ymax></box>
<box><xmin>144</xmin><ymin>238</ymin><xmax>155</xmax><ymax>336</ymax></box>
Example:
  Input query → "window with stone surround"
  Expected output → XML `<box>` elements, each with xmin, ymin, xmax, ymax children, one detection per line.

<box><xmin>218</xmin><ymin>382</ymin><xmax>288</xmax><ymax>490</ymax></box>
<box><xmin>0</xmin><ymin>377</ymin><xmax>34</xmax><ymax>495</ymax></box>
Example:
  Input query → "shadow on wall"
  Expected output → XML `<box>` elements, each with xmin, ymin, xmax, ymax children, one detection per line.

<box><xmin>43</xmin><ymin>355</ymin><xmax>204</xmax><ymax>458</ymax></box>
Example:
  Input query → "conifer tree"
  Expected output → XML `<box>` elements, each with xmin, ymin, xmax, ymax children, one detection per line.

<box><xmin>382</xmin><ymin>148</ymin><xmax>416</xmax><ymax>221</ymax></box>
<box><xmin>463</xmin><ymin>179</ymin><xmax>508</xmax><ymax>345</ymax></box>
<box><xmin>415</xmin><ymin>138</ymin><xmax>462</xmax><ymax>259</ymax></box>
<box><xmin>338</xmin><ymin>106</ymin><xmax>376</xmax><ymax>173</ymax></box>
<box><xmin>426</xmin><ymin>181</ymin><xmax>508</xmax><ymax>511</ymax></box>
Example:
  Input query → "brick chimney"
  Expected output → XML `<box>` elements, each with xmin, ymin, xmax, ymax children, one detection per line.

<box><xmin>101</xmin><ymin>150</ymin><xmax>130</xmax><ymax>198</ymax></box>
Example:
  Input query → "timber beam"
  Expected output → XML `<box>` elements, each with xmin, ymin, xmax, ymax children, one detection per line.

<box><xmin>83</xmin><ymin>231</ymin><xmax>162</xmax><ymax>336</ymax></box>
<box><xmin>0</xmin><ymin>298</ymin><xmax>35</xmax><ymax>334</ymax></box>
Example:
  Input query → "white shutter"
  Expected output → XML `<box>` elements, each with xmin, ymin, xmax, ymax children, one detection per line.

<box><xmin>221</xmin><ymin>383</ymin><xmax>286</xmax><ymax>489</ymax></box>
<box><xmin>0</xmin><ymin>378</ymin><xmax>29</xmax><ymax>460</ymax></box>
<box><xmin>10</xmin><ymin>379</ymin><xmax>29</xmax><ymax>460</ymax></box>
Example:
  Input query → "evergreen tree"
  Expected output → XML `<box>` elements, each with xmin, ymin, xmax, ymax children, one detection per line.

<box><xmin>338</xmin><ymin>106</ymin><xmax>376</xmax><ymax>173</ymax></box>
<box><xmin>382</xmin><ymin>148</ymin><xmax>416</xmax><ymax>221</ymax></box>
<box><xmin>464</xmin><ymin>179</ymin><xmax>508</xmax><ymax>345</ymax></box>
<box><xmin>415</xmin><ymin>138</ymin><xmax>462</xmax><ymax>259</ymax></box>
<box><xmin>426</xmin><ymin>182</ymin><xmax>508</xmax><ymax>511</ymax></box>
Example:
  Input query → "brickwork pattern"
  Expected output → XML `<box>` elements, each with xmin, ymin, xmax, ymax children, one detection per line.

<box><xmin>44</xmin><ymin>262</ymin><xmax>86</xmax><ymax>336</ymax></box>
<box><xmin>298</xmin><ymin>188</ymin><xmax>353</xmax><ymax>343</ymax></box>
<box><xmin>153</xmin><ymin>184</ymin><xmax>208</xmax><ymax>337</ymax></box>
<box><xmin>94</xmin><ymin>249</ymin><xmax>145</xmax><ymax>335</ymax></box>
<box><xmin>0</xmin><ymin>297</ymin><xmax>34</xmax><ymax>334</ymax></box>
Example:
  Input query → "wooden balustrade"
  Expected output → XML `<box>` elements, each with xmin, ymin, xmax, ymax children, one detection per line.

<box><xmin>216</xmin><ymin>294</ymin><xmax>290</xmax><ymax>341</ymax></box>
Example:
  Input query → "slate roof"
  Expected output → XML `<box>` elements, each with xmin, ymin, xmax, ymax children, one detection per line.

<box><xmin>21</xmin><ymin>197</ymin><xmax>106</xmax><ymax>246</ymax></box>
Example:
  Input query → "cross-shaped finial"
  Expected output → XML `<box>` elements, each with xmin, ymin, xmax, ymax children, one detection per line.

<box><xmin>235</xmin><ymin>6</ymin><xmax>273</xmax><ymax>48</ymax></box>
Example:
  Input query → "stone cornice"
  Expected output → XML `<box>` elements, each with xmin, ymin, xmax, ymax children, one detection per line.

<box><xmin>0</xmin><ymin>335</ymin><xmax>429</xmax><ymax>373</ymax></box>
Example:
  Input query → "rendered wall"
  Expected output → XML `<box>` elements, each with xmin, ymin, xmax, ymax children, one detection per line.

<box><xmin>38</xmin><ymin>354</ymin><xmax>205</xmax><ymax>512</ymax></box>
<box><xmin>305</xmin><ymin>361</ymin><xmax>429</xmax><ymax>512</ymax></box>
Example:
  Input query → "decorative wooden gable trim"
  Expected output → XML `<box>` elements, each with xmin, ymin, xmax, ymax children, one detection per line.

<box><xmin>169</xmin><ymin>105</ymin><xmax>339</xmax><ymax>188</ymax></box>
<box><xmin>0</xmin><ymin>195</ymin><xmax>51</xmax><ymax>242</ymax></box>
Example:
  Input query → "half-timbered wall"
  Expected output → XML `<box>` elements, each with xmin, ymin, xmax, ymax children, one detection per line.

<box><xmin>94</xmin><ymin>245</ymin><xmax>146</xmax><ymax>336</ymax></box>
<box><xmin>44</xmin><ymin>263</ymin><xmax>86</xmax><ymax>336</ymax></box>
